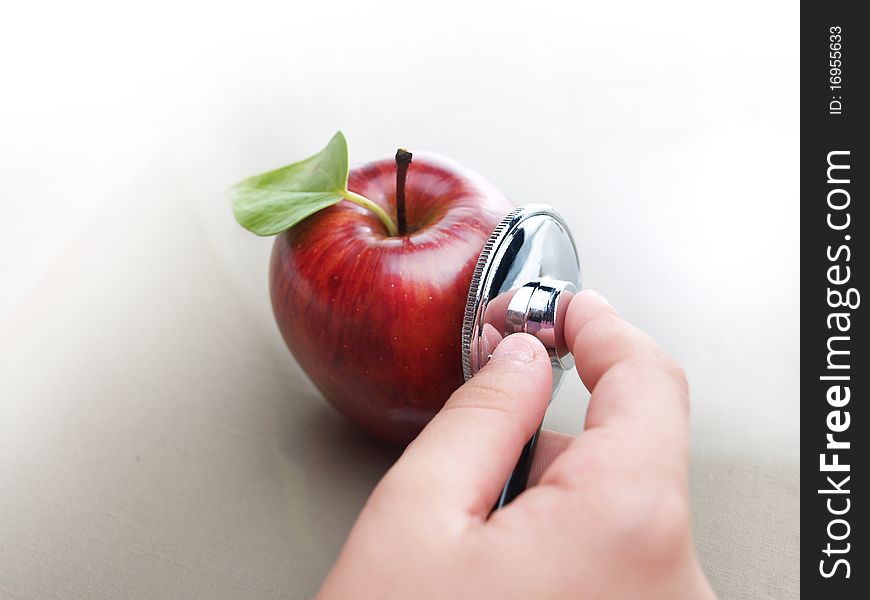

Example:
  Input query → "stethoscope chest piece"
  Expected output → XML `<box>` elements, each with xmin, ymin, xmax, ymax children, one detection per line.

<box><xmin>462</xmin><ymin>204</ymin><xmax>581</xmax><ymax>389</ymax></box>
<box><xmin>461</xmin><ymin>203</ymin><xmax>581</xmax><ymax>509</ymax></box>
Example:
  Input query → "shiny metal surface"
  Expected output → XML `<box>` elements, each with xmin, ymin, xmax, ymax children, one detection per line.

<box><xmin>505</xmin><ymin>279</ymin><xmax>577</xmax><ymax>370</ymax></box>
<box><xmin>461</xmin><ymin>204</ymin><xmax>581</xmax><ymax>393</ymax></box>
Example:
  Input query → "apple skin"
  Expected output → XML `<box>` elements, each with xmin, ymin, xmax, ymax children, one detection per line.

<box><xmin>269</xmin><ymin>153</ymin><xmax>513</xmax><ymax>444</ymax></box>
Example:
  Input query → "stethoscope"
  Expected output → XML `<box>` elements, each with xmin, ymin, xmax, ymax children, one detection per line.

<box><xmin>461</xmin><ymin>204</ymin><xmax>580</xmax><ymax>510</ymax></box>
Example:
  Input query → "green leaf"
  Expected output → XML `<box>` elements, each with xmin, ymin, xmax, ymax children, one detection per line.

<box><xmin>231</xmin><ymin>131</ymin><xmax>349</xmax><ymax>236</ymax></box>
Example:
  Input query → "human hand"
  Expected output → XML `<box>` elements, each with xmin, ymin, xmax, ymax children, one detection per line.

<box><xmin>318</xmin><ymin>290</ymin><xmax>714</xmax><ymax>599</ymax></box>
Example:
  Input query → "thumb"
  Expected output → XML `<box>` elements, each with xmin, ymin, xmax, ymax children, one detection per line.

<box><xmin>379</xmin><ymin>334</ymin><xmax>552</xmax><ymax>521</ymax></box>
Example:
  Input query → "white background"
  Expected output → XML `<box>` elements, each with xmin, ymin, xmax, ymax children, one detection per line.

<box><xmin>1</xmin><ymin>1</ymin><xmax>799</xmax><ymax>598</ymax></box>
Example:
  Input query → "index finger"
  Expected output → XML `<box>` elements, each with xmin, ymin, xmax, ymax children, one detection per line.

<box><xmin>542</xmin><ymin>291</ymin><xmax>690</xmax><ymax>486</ymax></box>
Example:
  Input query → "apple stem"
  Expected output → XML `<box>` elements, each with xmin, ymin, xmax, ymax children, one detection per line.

<box><xmin>395</xmin><ymin>149</ymin><xmax>412</xmax><ymax>236</ymax></box>
<box><xmin>341</xmin><ymin>189</ymin><xmax>399</xmax><ymax>236</ymax></box>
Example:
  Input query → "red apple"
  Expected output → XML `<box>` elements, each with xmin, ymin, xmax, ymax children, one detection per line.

<box><xmin>269</xmin><ymin>154</ymin><xmax>512</xmax><ymax>444</ymax></box>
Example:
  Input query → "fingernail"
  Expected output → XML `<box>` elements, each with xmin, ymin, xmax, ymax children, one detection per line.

<box><xmin>491</xmin><ymin>334</ymin><xmax>536</xmax><ymax>363</ymax></box>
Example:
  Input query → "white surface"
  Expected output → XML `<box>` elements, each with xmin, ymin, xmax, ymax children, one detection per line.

<box><xmin>1</xmin><ymin>1</ymin><xmax>798</xmax><ymax>598</ymax></box>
